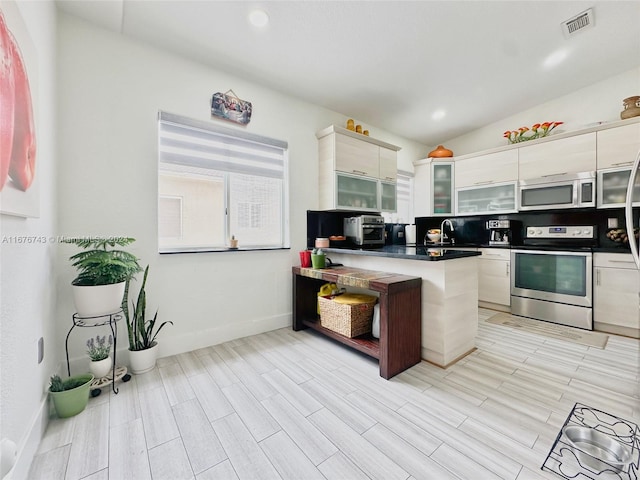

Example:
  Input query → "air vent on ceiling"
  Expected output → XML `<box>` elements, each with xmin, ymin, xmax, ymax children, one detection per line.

<box><xmin>562</xmin><ymin>9</ymin><xmax>595</xmax><ymax>38</ymax></box>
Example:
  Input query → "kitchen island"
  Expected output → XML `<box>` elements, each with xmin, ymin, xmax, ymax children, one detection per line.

<box><xmin>324</xmin><ymin>245</ymin><xmax>481</xmax><ymax>367</ymax></box>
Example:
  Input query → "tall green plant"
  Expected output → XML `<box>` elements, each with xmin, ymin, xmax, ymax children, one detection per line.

<box><xmin>65</xmin><ymin>237</ymin><xmax>142</xmax><ymax>286</ymax></box>
<box><xmin>122</xmin><ymin>265</ymin><xmax>173</xmax><ymax>351</ymax></box>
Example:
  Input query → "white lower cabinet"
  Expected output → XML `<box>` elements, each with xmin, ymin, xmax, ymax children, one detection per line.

<box><xmin>478</xmin><ymin>248</ymin><xmax>511</xmax><ymax>307</ymax></box>
<box><xmin>593</xmin><ymin>253</ymin><xmax>640</xmax><ymax>338</ymax></box>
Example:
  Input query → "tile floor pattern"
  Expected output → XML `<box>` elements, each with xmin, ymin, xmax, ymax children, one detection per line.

<box><xmin>29</xmin><ymin>309</ymin><xmax>640</xmax><ymax>480</ymax></box>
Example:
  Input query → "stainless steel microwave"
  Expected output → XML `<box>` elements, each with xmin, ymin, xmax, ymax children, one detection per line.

<box><xmin>518</xmin><ymin>172</ymin><xmax>596</xmax><ymax>211</ymax></box>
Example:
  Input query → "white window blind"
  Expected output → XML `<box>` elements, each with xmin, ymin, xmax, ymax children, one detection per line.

<box><xmin>396</xmin><ymin>170</ymin><xmax>414</xmax><ymax>223</ymax></box>
<box><xmin>158</xmin><ymin>111</ymin><xmax>289</xmax><ymax>253</ymax></box>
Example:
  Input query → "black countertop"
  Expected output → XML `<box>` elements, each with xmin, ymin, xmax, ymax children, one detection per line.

<box><xmin>325</xmin><ymin>243</ymin><xmax>634</xmax><ymax>257</ymax></box>
<box><xmin>324</xmin><ymin>245</ymin><xmax>482</xmax><ymax>261</ymax></box>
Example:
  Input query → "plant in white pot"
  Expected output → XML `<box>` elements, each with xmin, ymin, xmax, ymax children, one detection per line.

<box><xmin>65</xmin><ymin>237</ymin><xmax>142</xmax><ymax>317</ymax></box>
<box><xmin>86</xmin><ymin>334</ymin><xmax>113</xmax><ymax>379</ymax></box>
<box><xmin>123</xmin><ymin>265</ymin><xmax>173</xmax><ymax>374</ymax></box>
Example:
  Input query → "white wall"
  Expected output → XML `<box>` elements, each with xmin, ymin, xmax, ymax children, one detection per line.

<box><xmin>0</xmin><ymin>0</ymin><xmax>57</xmax><ymax>477</ymax></box>
<box><xmin>443</xmin><ymin>67</ymin><xmax>640</xmax><ymax>155</ymax></box>
<box><xmin>56</xmin><ymin>13</ymin><xmax>427</xmax><ymax>368</ymax></box>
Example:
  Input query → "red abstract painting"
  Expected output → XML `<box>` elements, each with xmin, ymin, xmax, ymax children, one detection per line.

<box><xmin>0</xmin><ymin>5</ymin><xmax>38</xmax><ymax>217</ymax></box>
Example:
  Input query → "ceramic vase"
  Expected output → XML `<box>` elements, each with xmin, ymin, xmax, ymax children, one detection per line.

<box><xmin>49</xmin><ymin>374</ymin><xmax>94</xmax><ymax>418</ymax></box>
<box><xmin>72</xmin><ymin>281</ymin><xmax>125</xmax><ymax>318</ymax></box>
<box><xmin>89</xmin><ymin>356</ymin><xmax>112</xmax><ymax>379</ymax></box>
<box><xmin>129</xmin><ymin>342</ymin><xmax>159</xmax><ymax>374</ymax></box>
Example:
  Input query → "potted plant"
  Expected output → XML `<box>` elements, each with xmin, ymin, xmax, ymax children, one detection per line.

<box><xmin>86</xmin><ymin>334</ymin><xmax>113</xmax><ymax>378</ymax></box>
<box><xmin>48</xmin><ymin>373</ymin><xmax>94</xmax><ymax>418</ymax></box>
<box><xmin>123</xmin><ymin>265</ymin><xmax>173</xmax><ymax>374</ymax></box>
<box><xmin>65</xmin><ymin>237</ymin><xmax>142</xmax><ymax>317</ymax></box>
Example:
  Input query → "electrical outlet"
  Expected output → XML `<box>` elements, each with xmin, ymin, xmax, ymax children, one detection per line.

<box><xmin>607</xmin><ymin>218</ymin><xmax>619</xmax><ymax>229</ymax></box>
<box><xmin>37</xmin><ymin>337</ymin><xmax>44</xmax><ymax>364</ymax></box>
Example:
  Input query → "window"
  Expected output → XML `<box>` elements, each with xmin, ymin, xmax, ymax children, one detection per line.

<box><xmin>158</xmin><ymin>111</ymin><xmax>289</xmax><ymax>253</ymax></box>
<box><xmin>384</xmin><ymin>170</ymin><xmax>414</xmax><ymax>223</ymax></box>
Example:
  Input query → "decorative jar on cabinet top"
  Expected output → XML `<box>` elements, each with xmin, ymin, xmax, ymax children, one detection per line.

<box><xmin>621</xmin><ymin>96</ymin><xmax>640</xmax><ymax>120</ymax></box>
<box><xmin>428</xmin><ymin>145</ymin><xmax>453</xmax><ymax>158</ymax></box>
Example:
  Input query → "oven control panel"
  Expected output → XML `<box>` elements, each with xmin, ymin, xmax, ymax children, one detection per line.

<box><xmin>526</xmin><ymin>225</ymin><xmax>595</xmax><ymax>239</ymax></box>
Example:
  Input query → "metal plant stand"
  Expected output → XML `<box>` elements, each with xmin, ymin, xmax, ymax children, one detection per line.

<box><xmin>65</xmin><ymin>309</ymin><xmax>130</xmax><ymax>395</ymax></box>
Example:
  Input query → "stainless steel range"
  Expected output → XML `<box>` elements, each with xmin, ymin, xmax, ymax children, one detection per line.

<box><xmin>511</xmin><ymin>225</ymin><xmax>596</xmax><ymax>330</ymax></box>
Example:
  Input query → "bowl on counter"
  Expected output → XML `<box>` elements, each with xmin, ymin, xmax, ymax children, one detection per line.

<box><xmin>427</xmin><ymin>233</ymin><xmax>441</xmax><ymax>243</ymax></box>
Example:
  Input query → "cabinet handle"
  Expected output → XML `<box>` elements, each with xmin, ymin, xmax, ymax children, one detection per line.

<box><xmin>352</xmin><ymin>170</ymin><xmax>367</xmax><ymax>176</ymax></box>
<box><xmin>474</xmin><ymin>180</ymin><xmax>493</xmax><ymax>185</ymax></box>
<box><xmin>611</xmin><ymin>161</ymin><xmax>633</xmax><ymax>167</ymax></box>
<box><xmin>596</xmin><ymin>268</ymin><xmax>601</xmax><ymax>286</ymax></box>
<box><xmin>506</xmin><ymin>263</ymin><xmax>510</xmax><ymax>276</ymax></box>
<box><xmin>385</xmin><ymin>177</ymin><xmax>395</xmax><ymax>181</ymax></box>
<box><xmin>541</xmin><ymin>172</ymin><xmax>568</xmax><ymax>178</ymax></box>
<box><xmin>608</xmin><ymin>260</ymin><xmax>635</xmax><ymax>264</ymax></box>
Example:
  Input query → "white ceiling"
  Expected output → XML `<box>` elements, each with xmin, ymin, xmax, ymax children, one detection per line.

<box><xmin>56</xmin><ymin>1</ymin><xmax>640</xmax><ymax>146</ymax></box>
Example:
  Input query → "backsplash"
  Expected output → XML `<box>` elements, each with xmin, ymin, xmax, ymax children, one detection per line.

<box><xmin>307</xmin><ymin>208</ymin><xmax>640</xmax><ymax>250</ymax></box>
<box><xmin>415</xmin><ymin>207</ymin><xmax>640</xmax><ymax>249</ymax></box>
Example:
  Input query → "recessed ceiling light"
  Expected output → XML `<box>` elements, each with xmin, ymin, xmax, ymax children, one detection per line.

<box><xmin>248</xmin><ymin>9</ymin><xmax>269</xmax><ymax>28</ymax></box>
<box><xmin>543</xmin><ymin>49</ymin><xmax>568</xmax><ymax>69</ymax></box>
<box><xmin>432</xmin><ymin>110</ymin><xmax>446</xmax><ymax>121</ymax></box>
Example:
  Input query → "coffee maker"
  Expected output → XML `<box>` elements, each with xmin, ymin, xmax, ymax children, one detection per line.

<box><xmin>486</xmin><ymin>219</ymin><xmax>512</xmax><ymax>246</ymax></box>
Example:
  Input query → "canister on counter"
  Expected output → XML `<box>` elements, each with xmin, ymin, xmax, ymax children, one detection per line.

<box><xmin>315</xmin><ymin>237</ymin><xmax>330</xmax><ymax>248</ymax></box>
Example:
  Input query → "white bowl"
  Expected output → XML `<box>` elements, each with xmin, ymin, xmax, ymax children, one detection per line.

<box><xmin>427</xmin><ymin>233</ymin><xmax>441</xmax><ymax>243</ymax></box>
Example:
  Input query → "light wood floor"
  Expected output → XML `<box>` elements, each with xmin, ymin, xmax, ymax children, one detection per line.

<box><xmin>30</xmin><ymin>309</ymin><xmax>640</xmax><ymax>480</ymax></box>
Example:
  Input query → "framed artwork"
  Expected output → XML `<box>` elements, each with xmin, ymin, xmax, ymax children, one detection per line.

<box><xmin>0</xmin><ymin>2</ymin><xmax>39</xmax><ymax>218</ymax></box>
<box><xmin>211</xmin><ymin>90</ymin><xmax>252</xmax><ymax>125</ymax></box>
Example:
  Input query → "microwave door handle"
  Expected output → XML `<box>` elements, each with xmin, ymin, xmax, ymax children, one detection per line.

<box><xmin>624</xmin><ymin>148</ymin><xmax>640</xmax><ymax>269</ymax></box>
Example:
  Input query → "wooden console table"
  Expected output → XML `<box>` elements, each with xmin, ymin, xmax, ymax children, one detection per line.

<box><xmin>292</xmin><ymin>266</ymin><xmax>422</xmax><ymax>379</ymax></box>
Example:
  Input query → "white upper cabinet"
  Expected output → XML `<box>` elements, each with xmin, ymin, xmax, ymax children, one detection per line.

<box><xmin>596</xmin><ymin>122</ymin><xmax>640</xmax><ymax>170</ymax></box>
<box><xmin>379</xmin><ymin>147</ymin><xmax>398</xmax><ymax>182</ymax></box>
<box><xmin>334</xmin><ymin>133</ymin><xmax>379</xmax><ymax>177</ymax></box>
<box><xmin>518</xmin><ymin>132</ymin><xmax>596</xmax><ymax>179</ymax></box>
<box><xmin>317</xmin><ymin>125</ymin><xmax>400</xmax><ymax>180</ymax></box>
<box><xmin>455</xmin><ymin>150</ymin><xmax>518</xmax><ymax>188</ymax></box>
<box><xmin>317</xmin><ymin>125</ymin><xmax>401</xmax><ymax>211</ymax></box>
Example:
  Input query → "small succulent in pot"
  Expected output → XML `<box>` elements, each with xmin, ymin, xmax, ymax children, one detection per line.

<box><xmin>86</xmin><ymin>334</ymin><xmax>112</xmax><ymax>361</ymax></box>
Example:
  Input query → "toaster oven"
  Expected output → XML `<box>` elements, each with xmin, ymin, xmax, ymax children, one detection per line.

<box><xmin>344</xmin><ymin>215</ymin><xmax>385</xmax><ymax>246</ymax></box>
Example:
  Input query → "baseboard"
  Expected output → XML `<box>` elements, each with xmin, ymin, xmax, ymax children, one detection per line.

<box><xmin>478</xmin><ymin>301</ymin><xmax>511</xmax><ymax>313</ymax></box>
<box><xmin>5</xmin><ymin>394</ymin><xmax>49</xmax><ymax>480</ymax></box>
<box><xmin>65</xmin><ymin>313</ymin><xmax>293</xmax><ymax>371</ymax></box>
<box><xmin>594</xmin><ymin>321</ymin><xmax>640</xmax><ymax>340</ymax></box>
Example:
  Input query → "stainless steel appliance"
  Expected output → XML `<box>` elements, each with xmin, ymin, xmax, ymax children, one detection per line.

<box><xmin>344</xmin><ymin>215</ymin><xmax>385</xmax><ymax>246</ymax></box>
<box><xmin>511</xmin><ymin>225</ymin><xmax>596</xmax><ymax>330</ymax></box>
<box><xmin>486</xmin><ymin>219</ymin><xmax>512</xmax><ymax>246</ymax></box>
<box><xmin>518</xmin><ymin>171</ymin><xmax>595</xmax><ymax>211</ymax></box>
<box><xmin>623</xmin><ymin>147</ymin><xmax>640</xmax><ymax>331</ymax></box>
<box><xmin>384</xmin><ymin>223</ymin><xmax>407</xmax><ymax>245</ymax></box>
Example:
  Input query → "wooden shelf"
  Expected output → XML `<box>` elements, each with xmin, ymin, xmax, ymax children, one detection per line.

<box><xmin>301</xmin><ymin>317</ymin><xmax>380</xmax><ymax>359</ymax></box>
<box><xmin>292</xmin><ymin>266</ymin><xmax>421</xmax><ymax>379</ymax></box>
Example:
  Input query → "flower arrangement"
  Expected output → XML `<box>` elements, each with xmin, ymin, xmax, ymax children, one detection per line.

<box><xmin>503</xmin><ymin>121</ymin><xmax>564</xmax><ymax>144</ymax></box>
<box><xmin>86</xmin><ymin>334</ymin><xmax>113</xmax><ymax>361</ymax></box>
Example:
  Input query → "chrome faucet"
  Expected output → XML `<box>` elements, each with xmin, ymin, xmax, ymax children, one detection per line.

<box><xmin>440</xmin><ymin>219</ymin><xmax>455</xmax><ymax>245</ymax></box>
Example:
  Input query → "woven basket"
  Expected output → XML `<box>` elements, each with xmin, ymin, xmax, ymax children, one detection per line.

<box><xmin>318</xmin><ymin>294</ymin><xmax>376</xmax><ymax>338</ymax></box>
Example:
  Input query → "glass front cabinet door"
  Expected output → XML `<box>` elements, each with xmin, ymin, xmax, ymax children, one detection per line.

<box><xmin>456</xmin><ymin>182</ymin><xmax>517</xmax><ymax>215</ymax></box>
<box><xmin>431</xmin><ymin>162</ymin><xmax>454</xmax><ymax>216</ymax></box>
<box><xmin>597</xmin><ymin>167</ymin><xmax>640</xmax><ymax>208</ymax></box>
<box><xmin>380</xmin><ymin>181</ymin><xmax>397</xmax><ymax>212</ymax></box>
<box><xmin>336</xmin><ymin>172</ymin><xmax>379</xmax><ymax>211</ymax></box>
